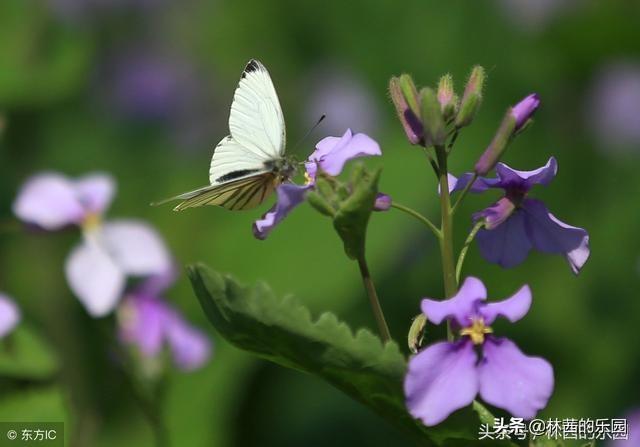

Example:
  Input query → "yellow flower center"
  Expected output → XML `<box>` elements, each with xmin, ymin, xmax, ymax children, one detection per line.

<box><xmin>460</xmin><ymin>318</ymin><xmax>493</xmax><ymax>345</ymax></box>
<box><xmin>304</xmin><ymin>171</ymin><xmax>314</xmax><ymax>185</ymax></box>
<box><xmin>82</xmin><ymin>212</ymin><xmax>102</xmax><ymax>233</ymax></box>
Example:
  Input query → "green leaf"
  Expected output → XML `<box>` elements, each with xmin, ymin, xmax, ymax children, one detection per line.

<box><xmin>333</xmin><ymin>164</ymin><xmax>381</xmax><ymax>260</ymax></box>
<box><xmin>0</xmin><ymin>325</ymin><xmax>59</xmax><ymax>380</ymax></box>
<box><xmin>188</xmin><ymin>264</ymin><xmax>516</xmax><ymax>446</ymax></box>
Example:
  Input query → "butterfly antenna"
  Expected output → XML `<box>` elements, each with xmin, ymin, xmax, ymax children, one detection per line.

<box><xmin>291</xmin><ymin>114</ymin><xmax>326</xmax><ymax>154</ymax></box>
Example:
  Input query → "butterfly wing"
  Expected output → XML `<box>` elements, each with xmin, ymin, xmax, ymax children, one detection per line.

<box><xmin>208</xmin><ymin>59</ymin><xmax>286</xmax><ymax>185</ymax></box>
<box><xmin>166</xmin><ymin>172</ymin><xmax>278</xmax><ymax>212</ymax></box>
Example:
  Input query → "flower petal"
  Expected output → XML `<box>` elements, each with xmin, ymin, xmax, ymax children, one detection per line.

<box><xmin>476</xmin><ymin>211</ymin><xmax>532</xmax><ymax>268</ymax></box>
<box><xmin>65</xmin><ymin>238</ymin><xmax>125</xmax><ymax>317</ymax></box>
<box><xmin>100</xmin><ymin>220</ymin><xmax>172</xmax><ymax>276</ymax></box>
<box><xmin>421</xmin><ymin>277</ymin><xmax>487</xmax><ymax>326</ymax></box>
<box><xmin>134</xmin><ymin>267</ymin><xmax>178</xmax><ymax>298</ymax></box>
<box><xmin>495</xmin><ymin>157</ymin><xmax>557</xmax><ymax>190</ymax></box>
<box><xmin>0</xmin><ymin>294</ymin><xmax>20</xmax><ymax>338</ymax></box>
<box><xmin>404</xmin><ymin>340</ymin><xmax>479</xmax><ymax>426</ymax></box>
<box><xmin>522</xmin><ymin>198</ymin><xmax>590</xmax><ymax>274</ymax></box>
<box><xmin>119</xmin><ymin>295</ymin><xmax>166</xmax><ymax>356</ymax></box>
<box><xmin>479</xmin><ymin>337</ymin><xmax>554</xmax><ymax>419</ymax></box>
<box><xmin>165</xmin><ymin>316</ymin><xmax>212</xmax><ymax>371</ymax></box>
<box><xmin>74</xmin><ymin>173</ymin><xmax>115</xmax><ymax>215</ymax></box>
<box><xmin>13</xmin><ymin>173</ymin><xmax>86</xmax><ymax>230</ymax></box>
<box><xmin>511</xmin><ymin>93</ymin><xmax>540</xmax><ymax>130</ymax></box>
<box><xmin>253</xmin><ymin>183</ymin><xmax>309</xmax><ymax>240</ymax></box>
<box><xmin>306</xmin><ymin>129</ymin><xmax>381</xmax><ymax>178</ymax></box>
<box><xmin>373</xmin><ymin>193</ymin><xmax>391</xmax><ymax>211</ymax></box>
<box><xmin>447</xmin><ymin>173</ymin><xmax>491</xmax><ymax>194</ymax></box>
<box><xmin>473</xmin><ymin>197</ymin><xmax>517</xmax><ymax>230</ymax></box>
<box><xmin>480</xmin><ymin>285</ymin><xmax>532</xmax><ymax>325</ymax></box>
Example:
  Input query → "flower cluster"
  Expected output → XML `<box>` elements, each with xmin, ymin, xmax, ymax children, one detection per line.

<box><xmin>388</xmin><ymin>68</ymin><xmax>590</xmax><ymax>428</ymax></box>
<box><xmin>12</xmin><ymin>172</ymin><xmax>211</xmax><ymax>371</ymax></box>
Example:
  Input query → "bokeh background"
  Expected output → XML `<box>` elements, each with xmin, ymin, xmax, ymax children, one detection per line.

<box><xmin>1</xmin><ymin>0</ymin><xmax>640</xmax><ymax>445</ymax></box>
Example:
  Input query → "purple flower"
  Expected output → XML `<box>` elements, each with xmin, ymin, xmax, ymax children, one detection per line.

<box><xmin>608</xmin><ymin>409</ymin><xmax>640</xmax><ymax>446</ymax></box>
<box><xmin>253</xmin><ymin>129</ymin><xmax>382</xmax><ymax>239</ymax></box>
<box><xmin>586</xmin><ymin>61</ymin><xmax>640</xmax><ymax>152</ymax></box>
<box><xmin>512</xmin><ymin>93</ymin><xmax>540</xmax><ymax>130</ymax></box>
<box><xmin>450</xmin><ymin>157</ymin><xmax>590</xmax><ymax>274</ymax></box>
<box><xmin>405</xmin><ymin>277</ymin><xmax>554</xmax><ymax>426</ymax></box>
<box><xmin>0</xmin><ymin>294</ymin><xmax>20</xmax><ymax>339</ymax></box>
<box><xmin>13</xmin><ymin>172</ymin><xmax>172</xmax><ymax>317</ymax></box>
<box><xmin>118</xmin><ymin>271</ymin><xmax>212</xmax><ymax>371</ymax></box>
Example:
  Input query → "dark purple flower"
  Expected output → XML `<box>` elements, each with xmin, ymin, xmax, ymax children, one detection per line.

<box><xmin>253</xmin><ymin>129</ymin><xmax>382</xmax><ymax>239</ymax></box>
<box><xmin>0</xmin><ymin>293</ymin><xmax>20</xmax><ymax>339</ymax></box>
<box><xmin>451</xmin><ymin>157</ymin><xmax>590</xmax><ymax>274</ymax></box>
<box><xmin>118</xmin><ymin>271</ymin><xmax>212</xmax><ymax>371</ymax></box>
<box><xmin>405</xmin><ymin>277</ymin><xmax>554</xmax><ymax>426</ymax></box>
<box><xmin>13</xmin><ymin>172</ymin><xmax>172</xmax><ymax>316</ymax></box>
<box><xmin>512</xmin><ymin>93</ymin><xmax>540</xmax><ymax>130</ymax></box>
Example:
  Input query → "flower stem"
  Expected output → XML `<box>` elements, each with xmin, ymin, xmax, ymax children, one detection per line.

<box><xmin>357</xmin><ymin>255</ymin><xmax>391</xmax><ymax>343</ymax></box>
<box><xmin>456</xmin><ymin>220</ymin><xmax>485</xmax><ymax>283</ymax></box>
<box><xmin>435</xmin><ymin>145</ymin><xmax>457</xmax><ymax>342</ymax></box>
<box><xmin>390</xmin><ymin>202</ymin><xmax>441</xmax><ymax>239</ymax></box>
<box><xmin>451</xmin><ymin>172</ymin><xmax>478</xmax><ymax>215</ymax></box>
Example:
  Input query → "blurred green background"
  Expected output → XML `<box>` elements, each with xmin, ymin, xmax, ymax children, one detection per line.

<box><xmin>1</xmin><ymin>0</ymin><xmax>640</xmax><ymax>445</ymax></box>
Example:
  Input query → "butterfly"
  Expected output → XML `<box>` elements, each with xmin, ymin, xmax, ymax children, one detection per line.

<box><xmin>155</xmin><ymin>59</ymin><xmax>296</xmax><ymax>211</ymax></box>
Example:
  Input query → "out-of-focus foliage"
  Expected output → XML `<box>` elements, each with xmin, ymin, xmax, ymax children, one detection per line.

<box><xmin>1</xmin><ymin>0</ymin><xmax>640</xmax><ymax>446</ymax></box>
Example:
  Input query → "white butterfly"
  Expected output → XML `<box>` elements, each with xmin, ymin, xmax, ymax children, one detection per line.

<box><xmin>156</xmin><ymin>59</ymin><xmax>296</xmax><ymax>211</ymax></box>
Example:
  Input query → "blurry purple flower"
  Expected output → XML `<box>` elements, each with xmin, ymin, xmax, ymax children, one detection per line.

<box><xmin>374</xmin><ymin>193</ymin><xmax>392</xmax><ymax>211</ymax></box>
<box><xmin>496</xmin><ymin>0</ymin><xmax>579</xmax><ymax>32</ymax></box>
<box><xmin>106</xmin><ymin>50</ymin><xmax>195</xmax><ymax>122</ymax></box>
<box><xmin>13</xmin><ymin>172</ymin><xmax>171</xmax><ymax>317</ymax></box>
<box><xmin>304</xmin><ymin>68</ymin><xmax>381</xmax><ymax>136</ymax></box>
<box><xmin>586</xmin><ymin>61</ymin><xmax>640</xmax><ymax>152</ymax></box>
<box><xmin>253</xmin><ymin>129</ymin><xmax>381</xmax><ymax>239</ymax></box>
<box><xmin>608</xmin><ymin>409</ymin><xmax>640</xmax><ymax>446</ymax></box>
<box><xmin>450</xmin><ymin>157</ymin><xmax>590</xmax><ymax>273</ymax></box>
<box><xmin>512</xmin><ymin>93</ymin><xmax>540</xmax><ymax>130</ymax></box>
<box><xmin>118</xmin><ymin>271</ymin><xmax>211</xmax><ymax>371</ymax></box>
<box><xmin>0</xmin><ymin>294</ymin><xmax>20</xmax><ymax>339</ymax></box>
<box><xmin>47</xmin><ymin>0</ymin><xmax>164</xmax><ymax>23</ymax></box>
<box><xmin>405</xmin><ymin>277</ymin><xmax>554</xmax><ymax>426</ymax></box>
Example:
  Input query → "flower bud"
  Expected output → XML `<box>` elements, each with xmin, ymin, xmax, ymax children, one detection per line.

<box><xmin>389</xmin><ymin>75</ymin><xmax>423</xmax><ymax>145</ymax></box>
<box><xmin>474</xmin><ymin>93</ymin><xmax>540</xmax><ymax>175</ymax></box>
<box><xmin>420</xmin><ymin>87</ymin><xmax>446</xmax><ymax>147</ymax></box>
<box><xmin>373</xmin><ymin>193</ymin><xmax>391</xmax><ymax>211</ymax></box>
<box><xmin>455</xmin><ymin>65</ymin><xmax>485</xmax><ymax>129</ymax></box>
<box><xmin>474</xmin><ymin>109</ymin><xmax>516</xmax><ymax>176</ymax></box>
<box><xmin>512</xmin><ymin>93</ymin><xmax>540</xmax><ymax>130</ymax></box>
<box><xmin>437</xmin><ymin>74</ymin><xmax>457</xmax><ymax>121</ymax></box>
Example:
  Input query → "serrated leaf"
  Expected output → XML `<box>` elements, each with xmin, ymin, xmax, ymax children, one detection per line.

<box><xmin>188</xmin><ymin>264</ymin><xmax>516</xmax><ymax>446</ymax></box>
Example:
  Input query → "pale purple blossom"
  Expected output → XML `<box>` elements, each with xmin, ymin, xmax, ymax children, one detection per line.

<box><xmin>496</xmin><ymin>0</ymin><xmax>580</xmax><ymax>32</ymax></box>
<box><xmin>253</xmin><ymin>129</ymin><xmax>382</xmax><ymax>239</ymax></box>
<box><xmin>304</xmin><ymin>68</ymin><xmax>380</xmax><ymax>136</ymax></box>
<box><xmin>118</xmin><ymin>270</ymin><xmax>211</xmax><ymax>371</ymax></box>
<box><xmin>608</xmin><ymin>409</ymin><xmax>640</xmax><ymax>446</ymax></box>
<box><xmin>13</xmin><ymin>172</ymin><xmax>171</xmax><ymax>317</ymax></box>
<box><xmin>450</xmin><ymin>157</ymin><xmax>590</xmax><ymax>274</ymax></box>
<box><xmin>586</xmin><ymin>61</ymin><xmax>640</xmax><ymax>153</ymax></box>
<box><xmin>0</xmin><ymin>294</ymin><xmax>20</xmax><ymax>339</ymax></box>
<box><xmin>405</xmin><ymin>277</ymin><xmax>554</xmax><ymax>426</ymax></box>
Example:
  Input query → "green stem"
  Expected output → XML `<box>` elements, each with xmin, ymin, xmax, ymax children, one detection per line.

<box><xmin>455</xmin><ymin>220</ymin><xmax>485</xmax><ymax>283</ymax></box>
<box><xmin>390</xmin><ymin>202</ymin><xmax>441</xmax><ymax>239</ymax></box>
<box><xmin>435</xmin><ymin>145</ymin><xmax>457</xmax><ymax>342</ymax></box>
<box><xmin>357</xmin><ymin>256</ymin><xmax>391</xmax><ymax>343</ymax></box>
<box><xmin>451</xmin><ymin>172</ymin><xmax>478</xmax><ymax>215</ymax></box>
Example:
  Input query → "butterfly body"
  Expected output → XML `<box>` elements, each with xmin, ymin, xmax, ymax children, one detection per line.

<box><xmin>155</xmin><ymin>59</ymin><xmax>292</xmax><ymax>212</ymax></box>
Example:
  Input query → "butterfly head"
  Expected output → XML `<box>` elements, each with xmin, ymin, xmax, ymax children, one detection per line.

<box><xmin>267</xmin><ymin>157</ymin><xmax>297</xmax><ymax>182</ymax></box>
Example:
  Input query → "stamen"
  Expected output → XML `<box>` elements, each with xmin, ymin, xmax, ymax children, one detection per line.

<box><xmin>82</xmin><ymin>212</ymin><xmax>102</xmax><ymax>233</ymax></box>
<box><xmin>460</xmin><ymin>317</ymin><xmax>493</xmax><ymax>345</ymax></box>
